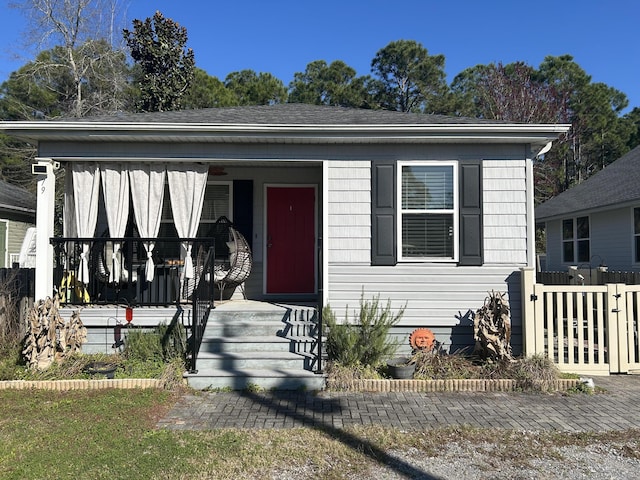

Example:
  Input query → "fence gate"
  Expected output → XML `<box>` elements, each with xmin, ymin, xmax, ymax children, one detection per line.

<box><xmin>522</xmin><ymin>269</ymin><xmax>640</xmax><ymax>375</ymax></box>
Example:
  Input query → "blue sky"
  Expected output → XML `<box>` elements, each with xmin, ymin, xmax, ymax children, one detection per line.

<box><xmin>1</xmin><ymin>0</ymin><xmax>638</xmax><ymax>113</ymax></box>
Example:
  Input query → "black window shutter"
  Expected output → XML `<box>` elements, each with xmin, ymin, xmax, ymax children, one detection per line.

<box><xmin>233</xmin><ymin>180</ymin><xmax>253</xmax><ymax>248</ymax></box>
<box><xmin>371</xmin><ymin>160</ymin><xmax>397</xmax><ymax>266</ymax></box>
<box><xmin>458</xmin><ymin>160</ymin><xmax>483</xmax><ymax>266</ymax></box>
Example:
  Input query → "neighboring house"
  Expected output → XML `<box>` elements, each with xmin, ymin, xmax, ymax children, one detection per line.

<box><xmin>0</xmin><ymin>104</ymin><xmax>568</xmax><ymax>357</ymax></box>
<box><xmin>0</xmin><ymin>179</ymin><xmax>36</xmax><ymax>268</ymax></box>
<box><xmin>536</xmin><ymin>145</ymin><xmax>640</xmax><ymax>273</ymax></box>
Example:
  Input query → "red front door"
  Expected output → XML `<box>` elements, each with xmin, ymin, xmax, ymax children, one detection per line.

<box><xmin>266</xmin><ymin>186</ymin><xmax>316</xmax><ymax>294</ymax></box>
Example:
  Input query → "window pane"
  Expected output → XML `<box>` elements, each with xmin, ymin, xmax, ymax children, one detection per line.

<box><xmin>201</xmin><ymin>184</ymin><xmax>230</xmax><ymax>221</ymax></box>
<box><xmin>635</xmin><ymin>208</ymin><xmax>640</xmax><ymax>235</ymax></box>
<box><xmin>563</xmin><ymin>241</ymin><xmax>574</xmax><ymax>263</ymax></box>
<box><xmin>577</xmin><ymin>240</ymin><xmax>590</xmax><ymax>263</ymax></box>
<box><xmin>163</xmin><ymin>183</ymin><xmax>230</xmax><ymax>222</ymax></box>
<box><xmin>562</xmin><ymin>219</ymin><xmax>574</xmax><ymax>240</ymax></box>
<box><xmin>402</xmin><ymin>165</ymin><xmax>453</xmax><ymax>210</ymax></box>
<box><xmin>636</xmin><ymin>237</ymin><xmax>640</xmax><ymax>263</ymax></box>
<box><xmin>576</xmin><ymin>216</ymin><xmax>589</xmax><ymax>239</ymax></box>
<box><xmin>402</xmin><ymin>213</ymin><xmax>453</xmax><ymax>258</ymax></box>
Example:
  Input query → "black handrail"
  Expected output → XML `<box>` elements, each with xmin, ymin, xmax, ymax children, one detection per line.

<box><xmin>190</xmin><ymin>246</ymin><xmax>215</xmax><ymax>373</ymax></box>
<box><xmin>316</xmin><ymin>235</ymin><xmax>323</xmax><ymax>374</ymax></box>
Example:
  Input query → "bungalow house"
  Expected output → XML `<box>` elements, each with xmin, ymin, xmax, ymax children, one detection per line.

<box><xmin>0</xmin><ymin>179</ymin><xmax>36</xmax><ymax>268</ymax></box>
<box><xmin>0</xmin><ymin>104</ymin><xmax>569</xmax><ymax>388</ymax></box>
<box><xmin>536</xmin><ymin>145</ymin><xmax>640</xmax><ymax>274</ymax></box>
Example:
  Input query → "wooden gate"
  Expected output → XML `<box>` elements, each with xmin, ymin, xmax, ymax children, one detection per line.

<box><xmin>522</xmin><ymin>268</ymin><xmax>640</xmax><ymax>375</ymax></box>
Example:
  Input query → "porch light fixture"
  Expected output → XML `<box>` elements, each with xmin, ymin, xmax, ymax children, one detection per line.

<box><xmin>208</xmin><ymin>166</ymin><xmax>227</xmax><ymax>176</ymax></box>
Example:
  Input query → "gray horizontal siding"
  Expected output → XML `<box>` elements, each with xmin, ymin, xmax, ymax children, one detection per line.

<box><xmin>327</xmin><ymin>265</ymin><xmax>521</xmax><ymax>322</ymax></box>
<box><xmin>327</xmin><ymin>264</ymin><xmax>522</xmax><ymax>352</ymax></box>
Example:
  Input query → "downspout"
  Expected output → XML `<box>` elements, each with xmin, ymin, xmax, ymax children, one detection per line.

<box><xmin>527</xmin><ymin>141</ymin><xmax>553</xmax><ymax>268</ymax></box>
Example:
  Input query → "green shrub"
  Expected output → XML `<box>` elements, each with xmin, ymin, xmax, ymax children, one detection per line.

<box><xmin>324</xmin><ymin>293</ymin><xmax>404</xmax><ymax>368</ymax></box>
<box><xmin>124</xmin><ymin>322</ymin><xmax>187</xmax><ymax>364</ymax></box>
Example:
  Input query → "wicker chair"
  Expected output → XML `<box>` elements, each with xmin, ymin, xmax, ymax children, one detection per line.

<box><xmin>212</xmin><ymin>216</ymin><xmax>252</xmax><ymax>300</ymax></box>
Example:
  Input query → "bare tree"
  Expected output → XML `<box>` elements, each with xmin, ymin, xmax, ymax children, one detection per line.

<box><xmin>9</xmin><ymin>0</ymin><xmax>131</xmax><ymax>117</ymax></box>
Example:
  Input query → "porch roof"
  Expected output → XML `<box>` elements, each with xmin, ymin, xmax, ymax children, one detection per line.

<box><xmin>0</xmin><ymin>179</ymin><xmax>36</xmax><ymax>216</ymax></box>
<box><xmin>0</xmin><ymin>104</ymin><xmax>570</xmax><ymax>151</ymax></box>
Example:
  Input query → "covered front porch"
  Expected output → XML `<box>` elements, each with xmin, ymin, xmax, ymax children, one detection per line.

<box><xmin>34</xmin><ymin>158</ymin><xmax>324</xmax><ymax>386</ymax></box>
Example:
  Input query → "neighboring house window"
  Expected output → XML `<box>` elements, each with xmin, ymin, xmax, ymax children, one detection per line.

<box><xmin>634</xmin><ymin>208</ymin><xmax>640</xmax><ymax>263</ymax></box>
<box><xmin>562</xmin><ymin>216</ymin><xmax>590</xmax><ymax>263</ymax></box>
<box><xmin>398</xmin><ymin>162</ymin><xmax>458</xmax><ymax>261</ymax></box>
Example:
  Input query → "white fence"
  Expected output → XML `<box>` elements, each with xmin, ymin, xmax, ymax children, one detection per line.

<box><xmin>521</xmin><ymin>268</ymin><xmax>640</xmax><ymax>375</ymax></box>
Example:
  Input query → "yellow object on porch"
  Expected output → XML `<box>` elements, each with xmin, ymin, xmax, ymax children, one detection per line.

<box><xmin>58</xmin><ymin>272</ymin><xmax>90</xmax><ymax>303</ymax></box>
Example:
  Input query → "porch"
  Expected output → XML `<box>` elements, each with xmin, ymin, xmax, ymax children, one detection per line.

<box><xmin>51</xmin><ymin>233</ymin><xmax>324</xmax><ymax>390</ymax></box>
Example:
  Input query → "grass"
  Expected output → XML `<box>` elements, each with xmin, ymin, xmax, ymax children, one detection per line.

<box><xmin>0</xmin><ymin>388</ymin><xmax>638</xmax><ymax>479</ymax></box>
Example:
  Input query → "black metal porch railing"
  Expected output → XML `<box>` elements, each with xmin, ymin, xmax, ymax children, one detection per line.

<box><xmin>190</xmin><ymin>245</ymin><xmax>215</xmax><ymax>373</ymax></box>
<box><xmin>51</xmin><ymin>237</ymin><xmax>216</xmax><ymax>307</ymax></box>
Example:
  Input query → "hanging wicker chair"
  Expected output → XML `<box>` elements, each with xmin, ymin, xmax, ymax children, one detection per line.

<box><xmin>212</xmin><ymin>216</ymin><xmax>252</xmax><ymax>300</ymax></box>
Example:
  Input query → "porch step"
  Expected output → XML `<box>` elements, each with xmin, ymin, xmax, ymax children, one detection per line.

<box><xmin>194</xmin><ymin>351</ymin><xmax>306</xmax><ymax>370</ymax></box>
<box><xmin>184</xmin><ymin>368</ymin><xmax>324</xmax><ymax>391</ymax></box>
<box><xmin>185</xmin><ymin>300</ymin><xmax>324</xmax><ymax>391</ymax></box>
<box><xmin>203</xmin><ymin>320</ymin><xmax>288</xmax><ymax>338</ymax></box>
<box><xmin>199</xmin><ymin>335</ymin><xmax>293</xmax><ymax>353</ymax></box>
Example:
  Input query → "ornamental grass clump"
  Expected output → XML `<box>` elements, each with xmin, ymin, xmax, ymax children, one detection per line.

<box><xmin>324</xmin><ymin>293</ymin><xmax>404</xmax><ymax>368</ymax></box>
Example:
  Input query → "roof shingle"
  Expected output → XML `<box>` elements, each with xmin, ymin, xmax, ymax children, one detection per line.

<box><xmin>536</xmin><ymin>145</ymin><xmax>640</xmax><ymax>221</ymax></box>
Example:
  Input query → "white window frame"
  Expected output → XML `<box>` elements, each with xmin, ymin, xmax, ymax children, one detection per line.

<box><xmin>562</xmin><ymin>216</ymin><xmax>590</xmax><ymax>264</ymax></box>
<box><xmin>397</xmin><ymin>161</ymin><xmax>459</xmax><ymax>262</ymax></box>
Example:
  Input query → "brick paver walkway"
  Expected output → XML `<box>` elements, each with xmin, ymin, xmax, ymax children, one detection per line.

<box><xmin>157</xmin><ymin>375</ymin><xmax>640</xmax><ymax>432</ymax></box>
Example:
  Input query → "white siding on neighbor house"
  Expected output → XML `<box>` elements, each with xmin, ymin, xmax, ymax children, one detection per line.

<box><xmin>0</xmin><ymin>219</ymin><xmax>33</xmax><ymax>267</ymax></box>
<box><xmin>544</xmin><ymin>207</ymin><xmax>640</xmax><ymax>272</ymax></box>
<box><xmin>590</xmin><ymin>208</ymin><xmax>632</xmax><ymax>271</ymax></box>
<box><xmin>327</xmin><ymin>160</ymin><xmax>371</xmax><ymax>264</ymax></box>
<box><xmin>543</xmin><ymin>219</ymin><xmax>561</xmax><ymax>270</ymax></box>
<box><xmin>483</xmin><ymin>160</ymin><xmax>528</xmax><ymax>265</ymax></box>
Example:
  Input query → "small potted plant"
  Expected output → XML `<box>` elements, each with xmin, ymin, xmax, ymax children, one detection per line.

<box><xmin>387</xmin><ymin>328</ymin><xmax>436</xmax><ymax>379</ymax></box>
<box><xmin>386</xmin><ymin>355</ymin><xmax>416</xmax><ymax>379</ymax></box>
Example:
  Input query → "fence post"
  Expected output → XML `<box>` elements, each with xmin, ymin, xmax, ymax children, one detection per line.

<box><xmin>606</xmin><ymin>284</ymin><xmax>621</xmax><ymax>373</ymax></box>
<box><xmin>521</xmin><ymin>267</ymin><xmax>539</xmax><ymax>356</ymax></box>
<box><xmin>613</xmin><ymin>284</ymin><xmax>629</xmax><ymax>374</ymax></box>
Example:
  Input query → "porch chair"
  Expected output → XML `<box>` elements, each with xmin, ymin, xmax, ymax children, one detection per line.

<box><xmin>212</xmin><ymin>216</ymin><xmax>252</xmax><ymax>300</ymax></box>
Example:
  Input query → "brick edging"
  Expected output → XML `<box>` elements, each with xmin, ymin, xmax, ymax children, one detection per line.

<box><xmin>0</xmin><ymin>379</ymin><xmax>163</xmax><ymax>391</ymax></box>
<box><xmin>330</xmin><ymin>378</ymin><xmax>580</xmax><ymax>392</ymax></box>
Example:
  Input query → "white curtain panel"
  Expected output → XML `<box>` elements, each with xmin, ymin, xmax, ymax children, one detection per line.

<box><xmin>129</xmin><ymin>164</ymin><xmax>166</xmax><ymax>282</ymax></box>
<box><xmin>62</xmin><ymin>167</ymin><xmax>77</xmax><ymax>271</ymax></box>
<box><xmin>100</xmin><ymin>163</ymin><xmax>130</xmax><ymax>283</ymax></box>
<box><xmin>167</xmin><ymin>163</ymin><xmax>208</xmax><ymax>280</ymax></box>
<box><xmin>63</xmin><ymin>167</ymin><xmax>76</xmax><ymax>238</ymax></box>
<box><xmin>72</xmin><ymin>162</ymin><xmax>100</xmax><ymax>284</ymax></box>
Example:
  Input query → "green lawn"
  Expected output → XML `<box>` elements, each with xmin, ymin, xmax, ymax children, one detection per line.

<box><xmin>1</xmin><ymin>388</ymin><xmax>640</xmax><ymax>479</ymax></box>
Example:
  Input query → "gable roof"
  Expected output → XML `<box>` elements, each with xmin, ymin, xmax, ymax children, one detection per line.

<box><xmin>0</xmin><ymin>104</ymin><xmax>570</xmax><ymax>150</ymax></box>
<box><xmin>0</xmin><ymin>179</ymin><xmax>36</xmax><ymax>216</ymax></box>
<box><xmin>536</xmin><ymin>145</ymin><xmax>640</xmax><ymax>222</ymax></box>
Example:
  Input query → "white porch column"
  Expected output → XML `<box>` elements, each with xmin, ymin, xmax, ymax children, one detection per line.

<box><xmin>33</xmin><ymin>158</ymin><xmax>57</xmax><ymax>301</ymax></box>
